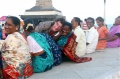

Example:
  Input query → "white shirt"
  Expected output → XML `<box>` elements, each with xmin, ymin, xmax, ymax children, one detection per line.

<box><xmin>86</xmin><ymin>27</ymin><xmax>99</xmax><ymax>54</ymax></box>
<box><xmin>73</xmin><ymin>26</ymin><xmax>86</xmax><ymax>57</ymax></box>
<box><xmin>27</xmin><ymin>36</ymin><xmax>43</xmax><ymax>53</ymax></box>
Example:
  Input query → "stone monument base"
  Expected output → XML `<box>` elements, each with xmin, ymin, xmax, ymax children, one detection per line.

<box><xmin>20</xmin><ymin>0</ymin><xmax>65</xmax><ymax>26</ymax></box>
<box><xmin>20</xmin><ymin>14</ymin><xmax>64</xmax><ymax>26</ymax></box>
<box><xmin>20</xmin><ymin>6</ymin><xmax>64</xmax><ymax>26</ymax></box>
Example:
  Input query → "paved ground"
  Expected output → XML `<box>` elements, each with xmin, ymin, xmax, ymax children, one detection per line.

<box><xmin>27</xmin><ymin>47</ymin><xmax>120</xmax><ymax>79</ymax></box>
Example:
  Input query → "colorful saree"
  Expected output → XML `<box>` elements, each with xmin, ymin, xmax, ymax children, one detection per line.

<box><xmin>41</xmin><ymin>33</ymin><xmax>62</xmax><ymax>66</ymax></box>
<box><xmin>96</xmin><ymin>26</ymin><xmax>108</xmax><ymax>50</ymax></box>
<box><xmin>57</xmin><ymin>33</ymin><xmax>92</xmax><ymax>63</ymax></box>
<box><xmin>1</xmin><ymin>32</ymin><xmax>33</xmax><ymax>79</ymax></box>
<box><xmin>29</xmin><ymin>32</ymin><xmax>54</xmax><ymax>73</ymax></box>
<box><xmin>106</xmin><ymin>25</ymin><xmax>120</xmax><ymax>48</ymax></box>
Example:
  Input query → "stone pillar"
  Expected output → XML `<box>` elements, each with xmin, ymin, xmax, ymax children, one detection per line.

<box><xmin>36</xmin><ymin>0</ymin><xmax>52</xmax><ymax>7</ymax></box>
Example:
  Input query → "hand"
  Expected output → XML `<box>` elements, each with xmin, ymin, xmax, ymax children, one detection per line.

<box><xmin>58</xmin><ymin>29</ymin><xmax>63</xmax><ymax>35</ymax></box>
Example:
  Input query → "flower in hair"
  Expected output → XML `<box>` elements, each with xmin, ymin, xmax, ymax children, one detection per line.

<box><xmin>26</xmin><ymin>23</ymin><xmax>34</xmax><ymax>30</ymax></box>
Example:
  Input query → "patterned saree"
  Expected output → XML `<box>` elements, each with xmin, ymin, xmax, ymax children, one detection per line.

<box><xmin>41</xmin><ymin>33</ymin><xmax>62</xmax><ymax>66</ymax></box>
<box><xmin>2</xmin><ymin>32</ymin><xmax>33</xmax><ymax>79</ymax></box>
<box><xmin>57</xmin><ymin>33</ymin><xmax>92</xmax><ymax>63</ymax></box>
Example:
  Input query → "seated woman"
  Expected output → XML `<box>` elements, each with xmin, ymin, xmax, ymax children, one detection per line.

<box><xmin>96</xmin><ymin>17</ymin><xmax>109</xmax><ymax>50</ymax></box>
<box><xmin>40</xmin><ymin>33</ymin><xmax>62</xmax><ymax>66</ymax></box>
<box><xmin>23</xmin><ymin>19</ymin><xmax>54</xmax><ymax>73</ymax></box>
<box><xmin>57</xmin><ymin>22</ymin><xmax>92</xmax><ymax>63</ymax></box>
<box><xmin>71</xmin><ymin>17</ymin><xmax>86</xmax><ymax>56</ymax></box>
<box><xmin>106</xmin><ymin>16</ymin><xmax>120</xmax><ymax>48</ymax></box>
<box><xmin>1</xmin><ymin>16</ymin><xmax>33</xmax><ymax>79</ymax></box>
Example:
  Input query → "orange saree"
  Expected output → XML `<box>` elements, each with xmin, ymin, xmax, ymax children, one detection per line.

<box><xmin>96</xmin><ymin>26</ymin><xmax>108</xmax><ymax>50</ymax></box>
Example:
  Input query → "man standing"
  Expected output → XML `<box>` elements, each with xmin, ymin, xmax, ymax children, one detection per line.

<box><xmin>86</xmin><ymin>17</ymin><xmax>99</xmax><ymax>54</ymax></box>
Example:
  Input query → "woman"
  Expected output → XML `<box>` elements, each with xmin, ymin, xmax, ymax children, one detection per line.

<box><xmin>57</xmin><ymin>22</ymin><xmax>92</xmax><ymax>63</ymax></box>
<box><xmin>41</xmin><ymin>33</ymin><xmax>62</xmax><ymax>66</ymax></box>
<box><xmin>96</xmin><ymin>17</ymin><xmax>109</xmax><ymax>50</ymax></box>
<box><xmin>1</xmin><ymin>16</ymin><xmax>33</xmax><ymax>79</ymax></box>
<box><xmin>23</xmin><ymin>19</ymin><xmax>54</xmax><ymax>73</ymax></box>
<box><xmin>71</xmin><ymin>17</ymin><xmax>86</xmax><ymax>56</ymax></box>
<box><xmin>106</xmin><ymin>16</ymin><xmax>120</xmax><ymax>48</ymax></box>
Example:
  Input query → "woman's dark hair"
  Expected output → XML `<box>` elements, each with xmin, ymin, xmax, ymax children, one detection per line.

<box><xmin>87</xmin><ymin>17</ymin><xmax>95</xmax><ymax>24</ymax></box>
<box><xmin>64</xmin><ymin>21</ymin><xmax>73</xmax><ymax>30</ymax></box>
<box><xmin>7</xmin><ymin>16</ymin><xmax>20</xmax><ymax>30</ymax></box>
<box><xmin>96</xmin><ymin>17</ymin><xmax>104</xmax><ymax>23</ymax></box>
<box><xmin>74</xmin><ymin>17</ymin><xmax>82</xmax><ymax>26</ymax></box>
<box><xmin>23</xmin><ymin>18</ymin><xmax>34</xmax><ymax>32</ymax></box>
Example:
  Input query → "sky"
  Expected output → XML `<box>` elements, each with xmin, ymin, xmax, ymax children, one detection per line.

<box><xmin>0</xmin><ymin>0</ymin><xmax>120</xmax><ymax>24</ymax></box>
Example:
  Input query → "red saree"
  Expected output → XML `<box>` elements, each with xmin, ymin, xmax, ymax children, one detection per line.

<box><xmin>63</xmin><ymin>33</ymin><xmax>92</xmax><ymax>63</ymax></box>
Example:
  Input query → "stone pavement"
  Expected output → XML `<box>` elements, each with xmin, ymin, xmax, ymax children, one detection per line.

<box><xmin>27</xmin><ymin>47</ymin><xmax>120</xmax><ymax>79</ymax></box>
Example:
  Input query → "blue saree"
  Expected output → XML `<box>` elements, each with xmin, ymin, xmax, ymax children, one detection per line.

<box><xmin>41</xmin><ymin>33</ymin><xmax>62</xmax><ymax>66</ymax></box>
<box><xmin>29</xmin><ymin>32</ymin><xmax>54</xmax><ymax>73</ymax></box>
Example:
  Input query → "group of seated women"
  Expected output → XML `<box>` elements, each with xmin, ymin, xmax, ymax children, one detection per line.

<box><xmin>1</xmin><ymin>15</ymin><xmax>120</xmax><ymax>79</ymax></box>
<box><xmin>0</xmin><ymin>16</ymin><xmax>92</xmax><ymax>79</ymax></box>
